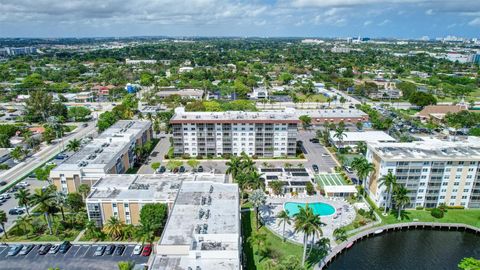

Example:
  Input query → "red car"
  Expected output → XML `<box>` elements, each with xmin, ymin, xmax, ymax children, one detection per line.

<box><xmin>141</xmin><ymin>244</ymin><xmax>152</xmax><ymax>256</ymax></box>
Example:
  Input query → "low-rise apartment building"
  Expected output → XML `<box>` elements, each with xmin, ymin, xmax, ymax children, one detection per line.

<box><xmin>151</xmin><ymin>180</ymin><xmax>240</xmax><ymax>270</ymax></box>
<box><xmin>170</xmin><ymin>107</ymin><xmax>300</xmax><ymax>157</ymax></box>
<box><xmin>261</xmin><ymin>167</ymin><xmax>313</xmax><ymax>195</ymax></box>
<box><xmin>50</xmin><ymin>120</ymin><xmax>152</xmax><ymax>193</ymax></box>
<box><xmin>366</xmin><ymin>137</ymin><xmax>480</xmax><ymax>209</ymax></box>
<box><xmin>297</xmin><ymin>109</ymin><xmax>369</xmax><ymax>125</ymax></box>
<box><xmin>86</xmin><ymin>173</ymin><xmax>227</xmax><ymax>226</ymax></box>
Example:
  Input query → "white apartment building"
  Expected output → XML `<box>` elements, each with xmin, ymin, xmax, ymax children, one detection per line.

<box><xmin>366</xmin><ymin>137</ymin><xmax>480</xmax><ymax>209</ymax></box>
<box><xmin>170</xmin><ymin>107</ymin><xmax>300</xmax><ymax>158</ymax></box>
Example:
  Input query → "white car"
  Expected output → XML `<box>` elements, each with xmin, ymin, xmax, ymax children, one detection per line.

<box><xmin>18</xmin><ymin>181</ymin><xmax>29</xmax><ymax>187</ymax></box>
<box><xmin>49</xmin><ymin>244</ymin><xmax>60</xmax><ymax>254</ymax></box>
<box><xmin>133</xmin><ymin>244</ymin><xmax>143</xmax><ymax>255</ymax></box>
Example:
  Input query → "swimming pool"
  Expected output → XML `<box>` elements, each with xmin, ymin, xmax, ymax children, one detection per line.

<box><xmin>284</xmin><ymin>202</ymin><xmax>335</xmax><ymax>217</ymax></box>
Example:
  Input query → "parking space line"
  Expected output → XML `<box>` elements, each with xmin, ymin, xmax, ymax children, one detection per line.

<box><xmin>82</xmin><ymin>245</ymin><xmax>91</xmax><ymax>257</ymax></box>
<box><xmin>73</xmin><ymin>246</ymin><xmax>83</xmax><ymax>257</ymax></box>
<box><xmin>0</xmin><ymin>247</ymin><xmax>7</xmax><ymax>255</ymax></box>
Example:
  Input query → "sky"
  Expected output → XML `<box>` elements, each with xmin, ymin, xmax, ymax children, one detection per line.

<box><xmin>0</xmin><ymin>0</ymin><xmax>480</xmax><ymax>39</ymax></box>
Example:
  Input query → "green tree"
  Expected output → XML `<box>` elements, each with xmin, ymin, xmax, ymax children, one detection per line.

<box><xmin>299</xmin><ymin>115</ymin><xmax>312</xmax><ymax>129</ymax></box>
<box><xmin>293</xmin><ymin>204</ymin><xmax>325</xmax><ymax>266</ymax></box>
<box><xmin>78</xmin><ymin>183</ymin><xmax>91</xmax><ymax>201</ymax></box>
<box><xmin>139</xmin><ymin>203</ymin><xmax>168</xmax><ymax>235</ymax></box>
<box><xmin>248</xmin><ymin>231</ymin><xmax>269</xmax><ymax>257</ymax></box>
<box><xmin>97</xmin><ymin>111</ymin><xmax>118</xmax><ymax>131</ymax></box>
<box><xmin>103</xmin><ymin>216</ymin><xmax>124</xmax><ymax>240</ymax></box>
<box><xmin>66</xmin><ymin>192</ymin><xmax>84</xmax><ymax>212</ymax></box>
<box><xmin>10</xmin><ymin>146</ymin><xmax>25</xmax><ymax>161</ymax></box>
<box><xmin>333</xmin><ymin>227</ymin><xmax>348</xmax><ymax>242</ymax></box>
<box><xmin>15</xmin><ymin>189</ymin><xmax>32</xmax><ymax>216</ymax></box>
<box><xmin>187</xmin><ymin>159</ymin><xmax>200</xmax><ymax>170</ymax></box>
<box><xmin>249</xmin><ymin>189</ymin><xmax>267</xmax><ymax>230</ymax></box>
<box><xmin>379</xmin><ymin>171</ymin><xmax>397</xmax><ymax>214</ymax></box>
<box><xmin>151</xmin><ymin>162</ymin><xmax>161</xmax><ymax>171</ymax></box>
<box><xmin>276</xmin><ymin>210</ymin><xmax>291</xmax><ymax>242</ymax></box>
<box><xmin>268</xmin><ymin>181</ymin><xmax>284</xmax><ymax>195</ymax></box>
<box><xmin>32</xmin><ymin>188</ymin><xmax>55</xmax><ymax>234</ymax></box>
<box><xmin>393</xmin><ymin>185</ymin><xmax>411</xmax><ymax>220</ymax></box>
<box><xmin>458</xmin><ymin>257</ymin><xmax>480</xmax><ymax>270</ymax></box>
<box><xmin>66</xmin><ymin>138</ymin><xmax>81</xmax><ymax>152</ymax></box>
<box><xmin>226</xmin><ymin>156</ymin><xmax>243</xmax><ymax>179</ymax></box>
<box><xmin>409</xmin><ymin>92</ymin><xmax>437</xmax><ymax>107</ymax></box>
<box><xmin>0</xmin><ymin>210</ymin><xmax>7</xmax><ymax>239</ymax></box>
<box><xmin>118</xmin><ymin>261</ymin><xmax>136</xmax><ymax>270</ymax></box>
<box><xmin>15</xmin><ymin>215</ymin><xmax>33</xmax><ymax>237</ymax></box>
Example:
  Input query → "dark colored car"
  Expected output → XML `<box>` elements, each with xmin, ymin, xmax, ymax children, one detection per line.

<box><xmin>141</xmin><ymin>244</ymin><xmax>152</xmax><ymax>256</ymax></box>
<box><xmin>0</xmin><ymin>181</ymin><xmax>7</xmax><ymax>186</ymax></box>
<box><xmin>38</xmin><ymin>244</ymin><xmax>52</xmax><ymax>255</ymax></box>
<box><xmin>9</xmin><ymin>208</ymin><xmax>24</xmax><ymax>215</ymax></box>
<box><xmin>115</xmin><ymin>245</ymin><xmax>126</xmax><ymax>256</ymax></box>
<box><xmin>105</xmin><ymin>244</ymin><xmax>116</xmax><ymax>255</ymax></box>
<box><xmin>179</xmin><ymin>166</ymin><xmax>185</xmax><ymax>173</ymax></box>
<box><xmin>310</xmin><ymin>138</ymin><xmax>319</xmax><ymax>143</ymax></box>
<box><xmin>59</xmin><ymin>241</ymin><xmax>71</xmax><ymax>254</ymax></box>
<box><xmin>158</xmin><ymin>166</ymin><xmax>166</xmax><ymax>173</ymax></box>
<box><xmin>172</xmin><ymin>167</ymin><xmax>179</xmax><ymax>173</ymax></box>
<box><xmin>7</xmin><ymin>245</ymin><xmax>23</xmax><ymax>256</ymax></box>
<box><xmin>197</xmin><ymin>166</ymin><xmax>204</xmax><ymax>173</ymax></box>
<box><xmin>312</xmin><ymin>164</ymin><xmax>319</xmax><ymax>173</ymax></box>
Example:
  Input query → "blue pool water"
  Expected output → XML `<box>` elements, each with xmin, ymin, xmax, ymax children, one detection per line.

<box><xmin>284</xmin><ymin>202</ymin><xmax>335</xmax><ymax>217</ymax></box>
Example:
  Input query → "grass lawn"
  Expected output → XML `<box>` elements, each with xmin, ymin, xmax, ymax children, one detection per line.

<box><xmin>296</xmin><ymin>94</ymin><xmax>329</xmax><ymax>102</ymax></box>
<box><xmin>64</xmin><ymin>125</ymin><xmax>77</xmax><ymax>132</ymax></box>
<box><xmin>242</xmin><ymin>210</ymin><xmax>305</xmax><ymax>270</ymax></box>
<box><xmin>378</xmin><ymin>208</ymin><xmax>480</xmax><ymax>228</ymax></box>
<box><xmin>5</xmin><ymin>229</ymin><xmax>80</xmax><ymax>242</ymax></box>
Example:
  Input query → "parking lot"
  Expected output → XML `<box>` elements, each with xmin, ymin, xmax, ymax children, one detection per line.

<box><xmin>0</xmin><ymin>244</ymin><xmax>149</xmax><ymax>270</ymax></box>
<box><xmin>298</xmin><ymin>130</ymin><xmax>339</xmax><ymax>173</ymax></box>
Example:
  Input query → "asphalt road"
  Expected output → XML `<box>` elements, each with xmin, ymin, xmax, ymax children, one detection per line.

<box><xmin>297</xmin><ymin>130</ymin><xmax>339</xmax><ymax>173</ymax></box>
<box><xmin>138</xmin><ymin>133</ymin><xmax>171</xmax><ymax>174</ymax></box>
<box><xmin>0</xmin><ymin>243</ymin><xmax>149</xmax><ymax>270</ymax></box>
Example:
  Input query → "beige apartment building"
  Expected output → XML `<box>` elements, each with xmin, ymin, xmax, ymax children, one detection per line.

<box><xmin>366</xmin><ymin>137</ymin><xmax>480</xmax><ymax>209</ymax></box>
<box><xmin>50</xmin><ymin>120</ymin><xmax>152</xmax><ymax>193</ymax></box>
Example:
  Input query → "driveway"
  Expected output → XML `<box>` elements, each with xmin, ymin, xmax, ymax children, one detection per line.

<box><xmin>297</xmin><ymin>130</ymin><xmax>339</xmax><ymax>173</ymax></box>
<box><xmin>138</xmin><ymin>133</ymin><xmax>171</xmax><ymax>174</ymax></box>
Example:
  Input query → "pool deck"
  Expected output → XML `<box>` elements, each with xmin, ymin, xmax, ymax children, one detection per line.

<box><xmin>260</xmin><ymin>195</ymin><xmax>355</xmax><ymax>245</ymax></box>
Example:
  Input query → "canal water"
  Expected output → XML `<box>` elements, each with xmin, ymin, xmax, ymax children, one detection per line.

<box><xmin>327</xmin><ymin>229</ymin><xmax>480</xmax><ymax>270</ymax></box>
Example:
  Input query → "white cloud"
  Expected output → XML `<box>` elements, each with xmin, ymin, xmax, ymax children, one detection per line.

<box><xmin>377</xmin><ymin>19</ymin><xmax>391</xmax><ymax>26</ymax></box>
<box><xmin>468</xmin><ymin>17</ymin><xmax>480</xmax><ymax>26</ymax></box>
<box><xmin>363</xmin><ymin>20</ymin><xmax>372</xmax><ymax>26</ymax></box>
<box><xmin>425</xmin><ymin>9</ymin><xmax>434</xmax><ymax>15</ymax></box>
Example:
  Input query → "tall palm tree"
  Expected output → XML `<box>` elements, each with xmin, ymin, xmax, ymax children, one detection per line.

<box><xmin>245</xmin><ymin>170</ymin><xmax>264</xmax><ymax>191</ymax></box>
<box><xmin>78</xmin><ymin>184</ymin><xmax>91</xmax><ymax>201</ymax></box>
<box><xmin>16</xmin><ymin>215</ymin><xmax>32</xmax><ymax>237</ymax></box>
<box><xmin>0</xmin><ymin>210</ymin><xmax>7</xmax><ymax>239</ymax></box>
<box><xmin>32</xmin><ymin>188</ymin><xmax>55</xmax><ymax>234</ymax></box>
<box><xmin>333</xmin><ymin>227</ymin><xmax>348</xmax><ymax>242</ymax></box>
<box><xmin>393</xmin><ymin>185</ymin><xmax>410</xmax><ymax>220</ymax></box>
<box><xmin>293</xmin><ymin>204</ymin><xmax>325</xmax><ymax>266</ymax></box>
<box><xmin>135</xmin><ymin>224</ymin><xmax>154</xmax><ymax>244</ymax></box>
<box><xmin>103</xmin><ymin>216</ymin><xmax>124</xmax><ymax>240</ymax></box>
<box><xmin>333</xmin><ymin>127</ymin><xmax>347</xmax><ymax>148</ymax></box>
<box><xmin>66</xmin><ymin>138</ymin><xmax>81</xmax><ymax>152</ymax></box>
<box><xmin>226</xmin><ymin>156</ymin><xmax>242</xmax><ymax>179</ymax></box>
<box><xmin>54</xmin><ymin>192</ymin><xmax>67</xmax><ymax>221</ymax></box>
<box><xmin>276</xmin><ymin>210</ymin><xmax>291</xmax><ymax>242</ymax></box>
<box><xmin>15</xmin><ymin>189</ymin><xmax>32</xmax><ymax>216</ymax></box>
<box><xmin>249</xmin><ymin>189</ymin><xmax>267</xmax><ymax>230</ymax></box>
<box><xmin>379</xmin><ymin>172</ymin><xmax>397</xmax><ymax>214</ymax></box>
<box><xmin>351</xmin><ymin>157</ymin><xmax>376</xmax><ymax>194</ymax></box>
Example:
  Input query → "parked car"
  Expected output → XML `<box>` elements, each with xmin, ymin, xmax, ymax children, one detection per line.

<box><xmin>59</xmin><ymin>241</ymin><xmax>71</xmax><ymax>254</ymax></box>
<box><xmin>115</xmin><ymin>245</ymin><xmax>126</xmax><ymax>256</ymax></box>
<box><xmin>38</xmin><ymin>244</ymin><xmax>52</xmax><ymax>255</ymax></box>
<box><xmin>19</xmin><ymin>244</ymin><xmax>35</xmax><ymax>255</ymax></box>
<box><xmin>133</xmin><ymin>244</ymin><xmax>143</xmax><ymax>255</ymax></box>
<box><xmin>46</xmin><ymin>162</ymin><xmax>56</xmax><ymax>166</ymax></box>
<box><xmin>179</xmin><ymin>166</ymin><xmax>186</xmax><ymax>173</ymax></box>
<box><xmin>94</xmin><ymin>245</ymin><xmax>106</xmax><ymax>256</ymax></box>
<box><xmin>48</xmin><ymin>244</ymin><xmax>60</xmax><ymax>254</ymax></box>
<box><xmin>310</xmin><ymin>138</ymin><xmax>319</xmax><ymax>143</ymax></box>
<box><xmin>82</xmin><ymin>123</ymin><xmax>89</xmax><ymax>127</ymax></box>
<box><xmin>7</xmin><ymin>245</ymin><xmax>23</xmax><ymax>256</ymax></box>
<box><xmin>312</xmin><ymin>164</ymin><xmax>319</xmax><ymax>173</ymax></box>
<box><xmin>321</xmin><ymin>153</ymin><xmax>330</xmax><ymax>157</ymax></box>
<box><xmin>9</xmin><ymin>208</ymin><xmax>24</xmax><ymax>215</ymax></box>
<box><xmin>105</xmin><ymin>244</ymin><xmax>115</xmax><ymax>255</ymax></box>
<box><xmin>172</xmin><ymin>167</ymin><xmax>179</xmax><ymax>173</ymax></box>
<box><xmin>141</xmin><ymin>244</ymin><xmax>152</xmax><ymax>256</ymax></box>
<box><xmin>18</xmin><ymin>181</ymin><xmax>29</xmax><ymax>187</ymax></box>
<box><xmin>157</xmin><ymin>166</ymin><xmax>166</xmax><ymax>173</ymax></box>
<box><xmin>344</xmin><ymin>166</ymin><xmax>353</xmax><ymax>173</ymax></box>
<box><xmin>55</xmin><ymin>154</ymin><xmax>67</xmax><ymax>160</ymax></box>
<box><xmin>197</xmin><ymin>166</ymin><xmax>204</xmax><ymax>173</ymax></box>
<box><xmin>0</xmin><ymin>181</ymin><xmax>7</xmax><ymax>186</ymax></box>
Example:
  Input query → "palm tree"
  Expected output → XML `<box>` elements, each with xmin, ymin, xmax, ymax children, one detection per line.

<box><xmin>276</xmin><ymin>210</ymin><xmax>291</xmax><ymax>242</ymax></box>
<box><xmin>16</xmin><ymin>215</ymin><xmax>32</xmax><ymax>237</ymax></box>
<box><xmin>118</xmin><ymin>261</ymin><xmax>135</xmax><ymax>270</ymax></box>
<box><xmin>0</xmin><ymin>210</ymin><xmax>7</xmax><ymax>239</ymax></box>
<box><xmin>78</xmin><ymin>184</ymin><xmax>91</xmax><ymax>201</ymax></box>
<box><xmin>14</xmin><ymin>189</ymin><xmax>32</xmax><ymax>216</ymax></box>
<box><xmin>103</xmin><ymin>216</ymin><xmax>124</xmax><ymax>240</ymax></box>
<box><xmin>293</xmin><ymin>204</ymin><xmax>325</xmax><ymax>266</ymax></box>
<box><xmin>356</xmin><ymin>141</ymin><xmax>367</xmax><ymax>155</ymax></box>
<box><xmin>54</xmin><ymin>192</ymin><xmax>67</xmax><ymax>221</ymax></box>
<box><xmin>32</xmin><ymin>188</ymin><xmax>55</xmax><ymax>234</ymax></box>
<box><xmin>379</xmin><ymin>172</ymin><xmax>397</xmax><ymax>214</ymax></box>
<box><xmin>351</xmin><ymin>157</ymin><xmax>376</xmax><ymax>194</ymax></box>
<box><xmin>248</xmin><ymin>231</ymin><xmax>268</xmax><ymax>257</ymax></box>
<box><xmin>333</xmin><ymin>227</ymin><xmax>348</xmax><ymax>242</ymax></box>
<box><xmin>66</xmin><ymin>138</ymin><xmax>81</xmax><ymax>152</ymax></box>
<box><xmin>226</xmin><ymin>156</ymin><xmax>242</xmax><ymax>179</ymax></box>
<box><xmin>333</xmin><ymin>127</ymin><xmax>347</xmax><ymax>149</ymax></box>
<box><xmin>249</xmin><ymin>189</ymin><xmax>267</xmax><ymax>230</ymax></box>
<box><xmin>135</xmin><ymin>224</ymin><xmax>154</xmax><ymax>244</ymax></box>
<box><xmin>245</xmin><ymin>170</ymin><xmax>264</xmax><ymax>191</ymax></box>
<box><xmin>393</xmin><ymin>185</ymin><xmax>410</xmax><ymax>221</ymax></box>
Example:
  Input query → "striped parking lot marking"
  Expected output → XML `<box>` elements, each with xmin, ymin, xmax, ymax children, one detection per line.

<box><xmin>74</xmin><ymin>246</ymin><xmax>83</xmax><ymax>257</ymax></box>
<box><xmin>82</xmin><ymin>245</ymin><xmax>91</xmax><ymax>257</ymax></box>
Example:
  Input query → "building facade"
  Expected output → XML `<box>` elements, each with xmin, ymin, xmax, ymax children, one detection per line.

<box><xmin>170</xmin><ymin>107</ymin><xmax>300</xmax><ymax>158</ymax></box>
<box><xmin>366</xmin><ymin>137</ymin><xmax>480</xmax><ymax>209</ymax></box>
<box><xmin>50</xmin><ymin>120</ymin><xmax>152</xmax><ymax>193</ymax></box>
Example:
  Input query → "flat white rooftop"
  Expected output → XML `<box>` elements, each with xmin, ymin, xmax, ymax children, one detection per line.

<box><xmin>331</xmin><ymin>131</ymin><xmax>395</xmax><ymax>143</ymax></box>
<box><xmin>296</xmin><ymin>109</ymin><xmax>368</xmax><ymax>118</ymax></box>
<box><xmin>368</xmin><ymin>136</ymin><xmax>480</xmax><ymax>161</ymax></box>
<box><xmin>170</xmin><ymin>107</ymin><xmax>300</xmax><ymax>123</ymax></box>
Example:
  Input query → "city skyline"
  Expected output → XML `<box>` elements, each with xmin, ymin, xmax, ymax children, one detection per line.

<box><xmin>1</xmin><ymin>0</ymin><xmax>480</xmax><ymax>38</ymax></box>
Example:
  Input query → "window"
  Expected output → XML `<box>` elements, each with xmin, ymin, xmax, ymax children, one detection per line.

<box><xmin>450</xmin><ymin>196</ymin><xmax>456</xmax><ymax>199</ymax></box>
